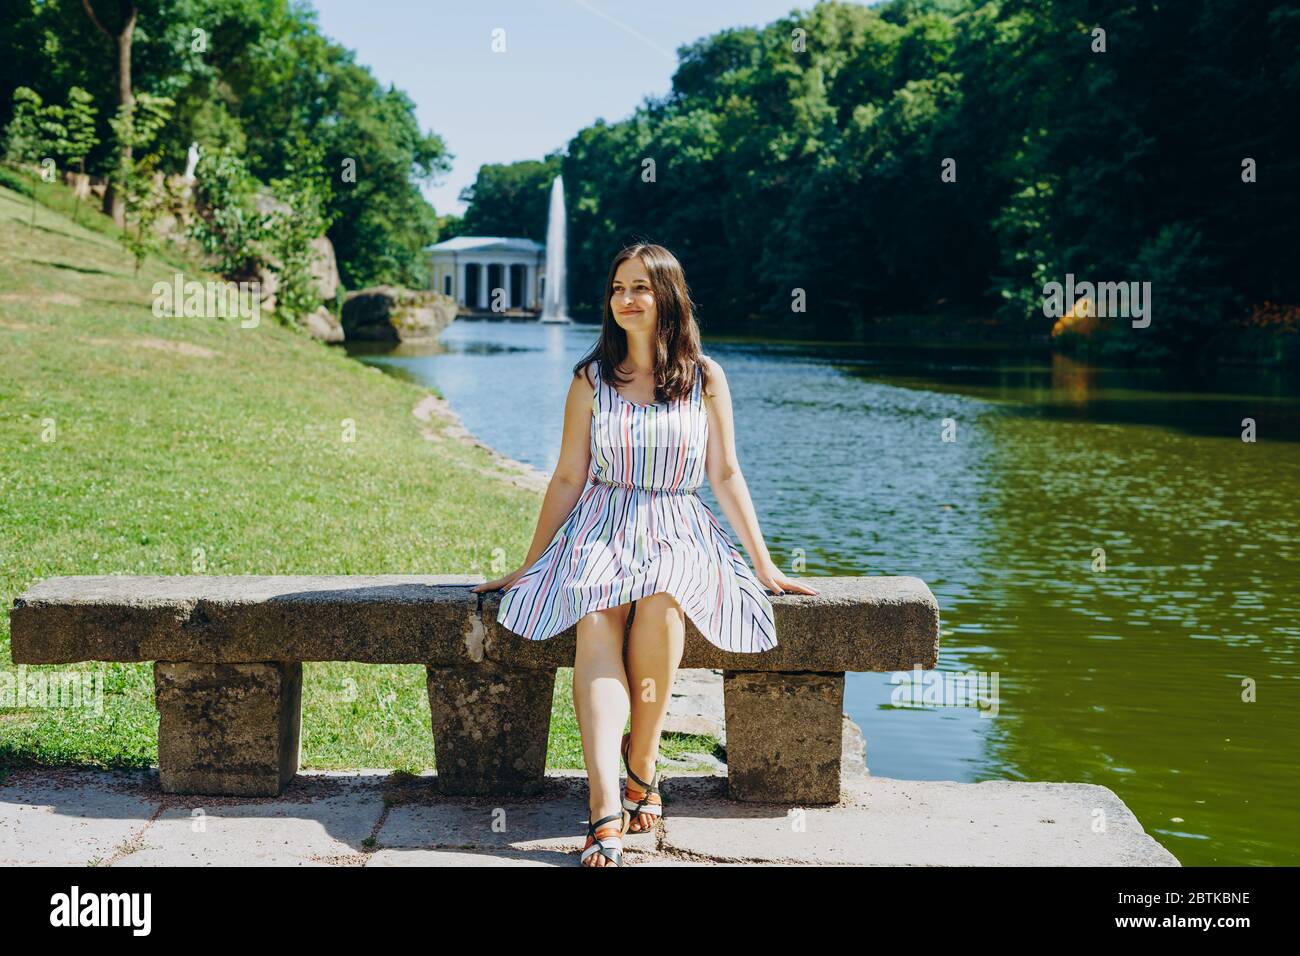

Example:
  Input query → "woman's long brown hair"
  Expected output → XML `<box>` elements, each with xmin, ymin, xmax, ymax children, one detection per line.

<box><xmin>573</xmin><ymin>243</ymin><xmax>708</xmax><ymax>403</ymax></box>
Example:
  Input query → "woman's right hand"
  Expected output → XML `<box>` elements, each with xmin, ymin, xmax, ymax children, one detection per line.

<box><xmin>472</xmin><ymin>566</ymin><xmax>527</xmax><ymax>593</ymax></box>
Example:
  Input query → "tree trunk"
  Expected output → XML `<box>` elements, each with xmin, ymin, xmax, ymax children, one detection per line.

<box><xmin>83</xmin><ymin>1</ymin><xmax>137</xmax><ymax>228</ymax></box>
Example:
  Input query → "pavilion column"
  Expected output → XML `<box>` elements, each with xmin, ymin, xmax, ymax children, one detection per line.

<box><xmin>457</xmin><ymin>262</ymin><xmax>467</xmax><ymax>305</ymax></box>
<box><xmin>478</xmin><ymin>261</ymin><xmax>489</xmax><ymax>311</ymax></box>
<box><xmin>505</xmin><ymin>264</ymin><xmax>514</xmax><ymax>311</ymax></box>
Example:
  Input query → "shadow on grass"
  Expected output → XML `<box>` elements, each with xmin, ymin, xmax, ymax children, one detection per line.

<box><xmin>5</xmin><ymin>217</ymin><xmax>112</xmax><ymax>244</ymax></box>
<box><xmin>24</xmin><ymin>258</ymin><xmax>119</xmax><ymax>277</ymax></box>
<box><xmin>85</xmin><ymin>297</ymin><xmax>157</xmax><ymax>311</ymax></box>
<box><xmin>0</xmin><ymin>743</ymin><xmax>155</xmax><ymax>788</ymax></box>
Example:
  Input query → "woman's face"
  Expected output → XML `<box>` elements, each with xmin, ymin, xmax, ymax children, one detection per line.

<box><xmin>610</xmin><ymin>258</ymin><xmax>656</xmax><ymax>332</ymax></box>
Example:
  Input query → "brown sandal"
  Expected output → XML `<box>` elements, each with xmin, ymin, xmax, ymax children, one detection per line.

<box><xmin>620</xmin><ymin>731</ymin><xmax>663</xmax><ymax>833</ymax></box>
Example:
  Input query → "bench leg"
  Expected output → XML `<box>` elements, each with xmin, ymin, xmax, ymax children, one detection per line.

<box><xmin>722</xmin><ymin>670</ymin><xmax>845</xmax><ymax>804</ymax></box>
<box><xmin>154</xmin><ymin>662</ymin><xmax>302</xmax><ymax>797</ymax></box>
<box><xmin>426</xmin><ymin>663</ymin><xmax>555</xmax><ymax>796</ymax></box>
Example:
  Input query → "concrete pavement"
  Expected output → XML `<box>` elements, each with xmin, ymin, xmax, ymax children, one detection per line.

<box><xmin>0</xmin><ymin>764</ymin><xmax>1179</xmax><ymax>866</ymax></box>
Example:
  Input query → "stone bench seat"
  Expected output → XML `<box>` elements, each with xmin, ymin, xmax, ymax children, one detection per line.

<box><xmin>9</xmin><ymin>574</ymin><xmax>940</xmax><ymax>803</ymax></box>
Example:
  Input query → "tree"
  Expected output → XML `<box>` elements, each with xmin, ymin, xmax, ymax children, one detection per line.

<box><xmin>1</xmin><ymin>0</ymin><xmax>452</xmax><ymax>292</ymax></box>
<box><xmin>3</xmin><ymin>87</ymin><xmax>65</xmax><ymax>230</ymax></box>
<box><xmin>224</xmin><ymin>4</ymin><xmax>450</xmax><ymax>288</ymax></box>
<box><xmin>3</xmin><ymin>88</ymin><xmax>44</xmax><ymax>163</ymax></box>
<box><xmin>59</xmin><ymin>86</ymin><xmax>100</xmax><ymax>223</ymax></box>
<box><xmin>38</xmin><ymin>100</ymin><xmax>69</xmax><ymax>228</ymax></box>
<box><xmin>107</xmin><ymin>91</ymin><xmax>174</xmax><ymax>274</ymax></box>
<box><xmin>264</xmin><ymin>138</ymin><xmax>335</xmax><ymax>327</ymax></box>
<box><xmin>81</xmin><ymin>0</ymin><xmax>138</xmax><ymax>227</ymax></box>
<box><xmin>458</xmin><ymin>157</ymin><xmax>562</xmax><ymax>243</ymax></box>
<box><xmin>187</xmin><ymin>147</ymin><xmax>268</xmax><ymax>281</ymax></box>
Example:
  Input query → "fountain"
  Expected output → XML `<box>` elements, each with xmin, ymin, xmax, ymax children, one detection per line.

<box><xmin>539</xmin><ymin>175</ymin><xmax>571</xmax><ymax>323</ymax></box>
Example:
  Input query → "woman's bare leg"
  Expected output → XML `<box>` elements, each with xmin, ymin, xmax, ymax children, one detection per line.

<box><xmin>624</xmin><ymin>591</ymin><xmax>686</xmax><ymax>832</ymax></box>
<box><xmin>573</xmin><ymin>603</ymin><xmax>632</xmax><ymax>866</ymax></box>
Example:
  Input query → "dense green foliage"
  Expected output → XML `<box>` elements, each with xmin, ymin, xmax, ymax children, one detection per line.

<box><xmin>186</xmin><ymin>147</ymin><xmax>266</xmax><ymax>280</ymax></box>
<box><xmin>456</xmin><ymin>155</ymin><xmax>563</xmax><ymax>243</ymax></box>
<box><xmin>265</xmin><ymin>137</ymin><xmax>336</xmax><ymax>325</ymax></box>
<box><xmin>469</xmin><ymin>0</ymin><xmax>1298</xmax><ymax>364</ymax></box>
<box><xmin>1</xmin><ymin>0</ymin><xmax>450</xmax><ymax>289</ymax></box>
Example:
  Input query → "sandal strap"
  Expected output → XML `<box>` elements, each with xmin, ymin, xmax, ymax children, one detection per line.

<box><xmin>624</xmin><ymin>779</ymin><xmax>662</xmax><ymax>803</ymax></box>
<box><xmin>623</xmin><ymin>794</ymin><xmax>663</xmax><ymax>816</ymax></box>
<box><xmin>626</xmin><ymin>773</ymin><xmax>660</xmax><ymax>796</ymax></box>
<box><xmin>627</xmin><ymin>765</ymin><xmax>659</xmax><ymax>793</ymax></box>
<box><xmin>582</xmin><ymin>815</ymin><xmax>625</xmax><ymax>864</ymax></box>
<box><xmin>589</xmin><ymin>812</ymin><xmax>623</xmax><ymax>832</ymax></box>
<box><xmin>621</xmin><ymin>733</ymin><xmax>660</xmax><ymax>793</ymax></box>
<box><xmin>620</xmin><ymin>733</ymin><xmax>664</xmax><ymax>830</ymax></box>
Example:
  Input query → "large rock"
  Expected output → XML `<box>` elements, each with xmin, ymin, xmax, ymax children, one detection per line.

<box><xmin>148</xmin><ymin>172</ymin><xmax>201</xmax><ymax>258</ymax></box>
<box><xmin>303</xmin><ymin>306</ymin><xmax>344</xmax><ymax>343</ymax></box>
<box><xmin>342</xmin><ymin>286</ymin><xmax>458</xmax><ymax>342</ymax></box>
<box><xmin>250</xmin><ymin>191</ymin><xmax>340</xmax><ymax>311</ymax></box>
<box><xmin>310</xmin><ymin>236</ymin><xmax>340</xmax><ymax>302</ymax></box>
<box><xmin>252</xmin><ymin>239</ymin><xmax>339</xmax><ymax>316</ymax></box>
<box><xmin>255</xmin><ymin>261</ymin><xmax>279</xmax><ymax>312</ymax></box>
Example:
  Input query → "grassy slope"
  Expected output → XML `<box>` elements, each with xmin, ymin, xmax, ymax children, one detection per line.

<box><xmin>0</xmin><ymin>180</ymin><xmax>718</xmax><ymax>778</ymax></box>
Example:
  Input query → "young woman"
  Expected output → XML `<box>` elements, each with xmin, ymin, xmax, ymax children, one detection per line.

<box><xmin>473</xmin><ymin>243</ymin><xmax>817</xmax><ymax>867</ymax></box>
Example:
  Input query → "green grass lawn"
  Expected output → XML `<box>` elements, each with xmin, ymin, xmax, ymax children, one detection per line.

<box><xmin>0</xmin><ymin>176</ymin><xmax>720</xmax><ymax>781</ymax></box>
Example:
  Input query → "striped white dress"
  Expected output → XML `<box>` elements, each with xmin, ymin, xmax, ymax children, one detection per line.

<box><xmin>496</xmin><ymin>354</ymin><xmax>778</xmax><ymax>652</ymax></box>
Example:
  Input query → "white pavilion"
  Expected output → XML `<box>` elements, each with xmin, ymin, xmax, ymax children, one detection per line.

<box><xmin>426</xmin><ymin>236</ymin><xmax>547</xmax><ymax>316</ymax></box>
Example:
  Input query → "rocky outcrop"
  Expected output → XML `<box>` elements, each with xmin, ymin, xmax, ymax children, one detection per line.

<box><xmin>250</xmin><ymin>192</ymin><xmax>341</xmax><ymax>320</ymax></box>
<box><xmin>342</xmin><ymin>286</ymin><xmax>457</xmax><ymax>342</ymax></box>
<box><xmin>309</xmin><ymin>236</ymin><xmax>339</xmax><ymax>302</ymax></box>
<box><xmin>52</xmin><ymin>163</ymin><xmax>342</xmax><ymax>339</ymax></box>
<box><xmin>303</xmin><ymin>306</ymin><xmax>344</xmax><ymax>343</ymax></box>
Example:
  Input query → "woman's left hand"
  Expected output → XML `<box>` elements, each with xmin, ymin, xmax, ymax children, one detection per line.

<box><xmin>755</xmin><ymin>563</ymin><xmax>820</xmax><ymax>596</ymax></box>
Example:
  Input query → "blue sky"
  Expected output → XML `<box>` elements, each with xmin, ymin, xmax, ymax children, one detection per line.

<box><xmin>308</xmin><ymin>0</ymin><xmax>823</xmax><ymax>217</ymax></box>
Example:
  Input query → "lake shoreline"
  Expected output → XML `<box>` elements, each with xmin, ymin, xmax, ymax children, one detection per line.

<box><xmin>410</xmin><ymin>391</ymin><xmax>550</xmax><ymax>494</ymax></box>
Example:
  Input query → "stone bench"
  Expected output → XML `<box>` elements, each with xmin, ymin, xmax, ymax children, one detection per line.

<box><xmin>8</xmin><ymin>574</ymin><xmax>940</xmax><ymax>804</ymax></box>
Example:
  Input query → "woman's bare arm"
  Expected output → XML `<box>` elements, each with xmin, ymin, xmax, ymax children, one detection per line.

<box><xmin>702</xmin><ymin>357</ymin><xmax>818</xmax><ymax>596</ymax></box>
<box><xmin>514</xmin><ymin>364</ymin><xmax>596</xmax><ymax>568</ymax></box>
<box><xmin>473</xmin><ymin>364</ymin><xmax>597</xmax><ymax>592</ymax></box>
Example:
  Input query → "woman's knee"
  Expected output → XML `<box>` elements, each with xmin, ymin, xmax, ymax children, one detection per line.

<box><xmin>575</xmin><ymin>604</ymin><xmax>631</xmax><ymax>653</ymax></box>
<box><xmin>633</xmin><ymin>591</ymin><xmax>685</xmax><ymax>624</ymax></box>
<box><xmin>580</xmin><ymin>603</ymin><xmax>632</xmax><ymax>631</ymax></box>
